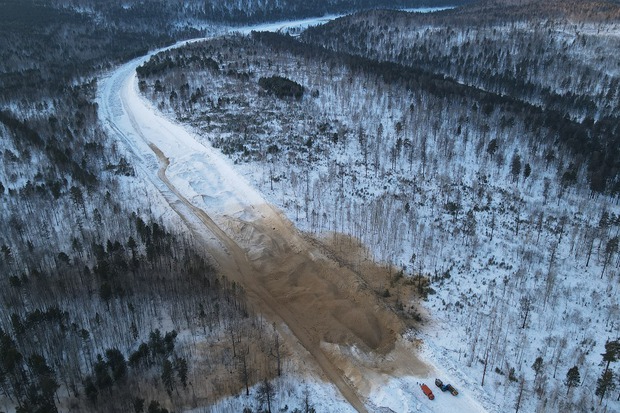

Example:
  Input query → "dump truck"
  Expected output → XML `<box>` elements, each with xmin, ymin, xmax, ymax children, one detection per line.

<box><xmin>435</xmin><ymin>378</ymin><xmax>459</xmax><ymax>396</ymax></box>
<box><xmin>420</xmin><ymin>383</ymin><xmax>435</xmax><ymax>400</ymax></box>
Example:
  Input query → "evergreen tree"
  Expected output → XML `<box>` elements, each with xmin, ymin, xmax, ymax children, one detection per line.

<box><xmin>596</xmin><ymin>370</ymin><xmax>615</xmax><ymax>404</ymax></box>
<box><xmin>14</xmin><ymin>354</ymin><xmax>60</xmax><ymax>413</ymax></box>
<box><xmin>161</xmin><ymin>359</ymin><xmax>174</xmax><ymax>396</ymax></box>
<box><xmin>84</xmin><ymin>376</ymin><xmax>98</xmax><ymax>405</ymax></box>
<box><xmin>175</xmin><ymin>357</ymin><xmax>188</xmax><ymax>388</ymax></box>
<box><xmin>532</xmin><ymin>356</ymin><xmax>543</xmax><ymax>378</ymax></box>
<box><xmin>510</xmin><ymin>152</ymin><xmax>521</xmax><ymax>182</ymax></box>
<box><xmin>105</xmin><ymin>348</ymin><xmax>127</xmax><ymax>383</ymax></box>
<box><xmin>133</xmin><ymin>397</ymin><xmax>145</xmax><ymax>413</ymax></box>
<box><xmin>601</xmin><ymin>237</ymin><xmax>619</xmax><ymax>278</ymax></box>
<box><xmin>147</xmin><ymin>400</ymin><xmax>169</xmax><ymax>413</ymax></box>
<box><xmin>0</xmin><ymin>328</ymin><xmax>26</xmax><ymax>403</ymax></box>
<box><xmin>602</xmin><ymin>339</ymin><xmax>620</xmax><ymax>374</ymax></box>
<box><xmin>93</xmin><ymin>354</ymin><xmax>112</xmax><ymax>390</ymax></box>
<box><xmin>565</xmin><ymin>365</ymin><xmax>580</xmax><ymax>395</ymax></box>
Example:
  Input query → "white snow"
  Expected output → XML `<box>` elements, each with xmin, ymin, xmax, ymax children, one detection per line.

<box><xmin>98</xmin><ymin>20</ymin><xmax>374</xmax><ymax>413</ymax></box>
<box><xmin>400</xmin><ymin>6</ymin><xmax>455</xmax><ymax>14</ymax></box>
<box><xmin>198</xmin><ymin>374</ymin><xmax>358</xmax><ymax>413</ymax></box>
<box><xmin>100</xmin><ymin>63</ymin><xmax>493</xmax><ymax>413</ymax></box>
<box><xmin>96</xmin><ymin>9</ymin><xmax>574</xmax><ymax>413</ymax></box>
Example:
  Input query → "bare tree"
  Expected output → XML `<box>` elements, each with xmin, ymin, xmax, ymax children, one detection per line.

<box><xmin>256</xmin><ymin>379</ymin><xmax>275</xmax><ymax>412</ymax></box>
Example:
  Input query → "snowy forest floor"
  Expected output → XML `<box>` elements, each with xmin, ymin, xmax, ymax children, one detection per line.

<box><xmin>97</xmin><ymin>25</ymin><xmax>496</xmax><ymax>412</ymax></box>
<box><xmin>135</xmin><ymin>23</ymin><xmax>620</xmax><ymax>413</ymax></box>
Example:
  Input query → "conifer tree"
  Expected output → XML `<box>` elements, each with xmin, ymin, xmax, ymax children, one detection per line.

<box><xmin>565</xmin><ymin>366</ymin><xmax>580</xmax><ymax>395</ymax></box>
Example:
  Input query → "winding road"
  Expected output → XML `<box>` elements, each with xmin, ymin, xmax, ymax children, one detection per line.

<box><xmin>96</xmin><ymin>23</ymin><xmax>435</xmax><ymax>413</ymax></box>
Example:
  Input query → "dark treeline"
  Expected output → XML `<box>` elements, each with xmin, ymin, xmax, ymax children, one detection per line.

<box><xmin>300</xmin><ymin>2</ymin><xmax>620</xmax><ymax>195</ymax></box>
<box><xmin>255</xmin><ymin>31</ymin><xmax>620</xmax><ymax>195</ymax></box>
<box><xmin>0</xmin><ymin>209</ymin><xmax>276</xmax><ymax>412</ymax></box>
<box><xmin>437</xmin><ymin>0</ymin><xmax>620</xmax><ymax>23</ymax></box>
<box><xmin>49</xmin><ymin>0</ymin><xmax>470</xmax><ymax>26</ymax></box>
<box><xmin>301</xmin><ymin>4</ymin><xmax>620</xmax><ymax>119</ymax></box>
<box><xmin>258</xmin><ymin>75</ymin><xmax>305</xmax><ymax>99</ymax></box>
<box><xmin>0</xmin><ymin>0</ymin><xmax>176</xmax><ymax>101</ymax></box>
<box><xmin>0</xmin><ymin>0</ymin><xmax>471</xmax><ymax>101</ymax></box>
<box><xmin>183</xmin><ymin>0</ymin><xmax>467</xmax><ymax>23</ymax></box>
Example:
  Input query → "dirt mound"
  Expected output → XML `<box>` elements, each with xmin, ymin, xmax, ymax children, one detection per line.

<box><xmin>154</xmin><ymin>149</ymin><xmax>427</xmax><ymax>412</ymax></box>
<box><xmin>111</xmin><ymin>54</ymin><xmax>430</xmax><ymax>412</ymax></box>
<box><xmin>221</xmin><ymin>205</ymin><xmax>402</xmax><ymax>354</ymax></box>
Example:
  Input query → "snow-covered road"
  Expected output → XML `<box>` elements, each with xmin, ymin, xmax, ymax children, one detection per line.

<box><xmin>96</xmin><ymin>16</ymin><xmax>494</xmax><ymax>413</ymax></box>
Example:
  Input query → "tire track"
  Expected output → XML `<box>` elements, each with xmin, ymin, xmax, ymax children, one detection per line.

<box><xmin>120</xmin><ymin>80</ymin><xmax>371</xmax><ymax>413</ymax></box>
<box><xmin>99</xmin><ymin>35</ymin><xmax>432</xmax><ymax>413</ymax></box>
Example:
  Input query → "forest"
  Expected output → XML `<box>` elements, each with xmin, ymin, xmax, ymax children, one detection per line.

<box><xmin>0</xmin><ymin>0</ymin><xmax>448</xmax><ymax>411</ymax></box>
<box><xmin>0</xmin><ymin>43</ymin><xmax>289</xmax><ymax>413</ymax></box>
<box><xmin>47</xmin><ymin>0</ymin><xmax>467</xmax><ymax>24</ymax></box>
<box><xmin>2</xmin><ymin>0</ymin><xmax>620</xmax><ymax>412</ymax></box>
<box><xmin>301</xmin><ymin>2</ymin><xmax>620</xmax><ymax>195</ymax></box>
<box><xmin>136</xmin><ymin>9</ymin><xmax>620</xmax><ymax>409</ymax></box>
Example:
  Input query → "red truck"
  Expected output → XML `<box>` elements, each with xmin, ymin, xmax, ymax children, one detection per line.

<box><xmin>420</xmin><ymin>383</ymin><xmax>435</xmax><ymax>400</ymax></box>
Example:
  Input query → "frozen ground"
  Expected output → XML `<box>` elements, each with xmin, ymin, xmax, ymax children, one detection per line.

<box><xmin>96</xmin><ymin>11</ymin><xmax>498</xmax><ymax>413</ymax></box>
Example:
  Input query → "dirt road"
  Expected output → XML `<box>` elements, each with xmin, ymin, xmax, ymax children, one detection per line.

<box><xmin>146</xmin><ymin>143</ymin><xmax>394</xmax><ymax>412</ymax></box>
<box><xmin>99</xmin><ymin>52</ymin><xmax>429</xmax><ymax>413</ymax></box>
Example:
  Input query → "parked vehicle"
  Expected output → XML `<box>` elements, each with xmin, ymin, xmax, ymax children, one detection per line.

<box><xmin>420</xmin><ymin>383</ymin><xmax>435</xmax><ymax>400</ymax></box>
<box><xmin>435</xmin><ymin>378</ymin><xmax>459</xmax><ymax>396</ymax></box>
<box><xmin>445</xmin><ymin>383</ymin><xmax>458</xmax><ymax>396</ymax></box>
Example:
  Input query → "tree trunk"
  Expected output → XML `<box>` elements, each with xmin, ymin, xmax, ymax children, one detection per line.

<box><xmin>521</xmin><ymin>306</ymin><xmax>529</xmax><ymax>329</ymax></box>
<box><xmin>482</xmin><ymin>347</ymin><xmax>489</xmax><ymax>386</ymax></box>
<box><xmin>601</xmin><ymin>255</ymin><xmax>610</xmax><ymax>279</ymax></box>
<box><xmin>242</xmin><ymin>351</ymin><xmax>249</xmax><ymax>396</ymax></box>
<box><xmin>586</xmin><ymin>235</ymin><xmax>594</xmax><ymax>267</ymax></box>
<box><xmin>275</xmin><ymin>334</ymin><xmax>281</xmax><ymax>377</ymax></box>
<box><xmin>515</xmin><ymin>377</ymin><xmax>524</xmax><ymax>412</ymax></box>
